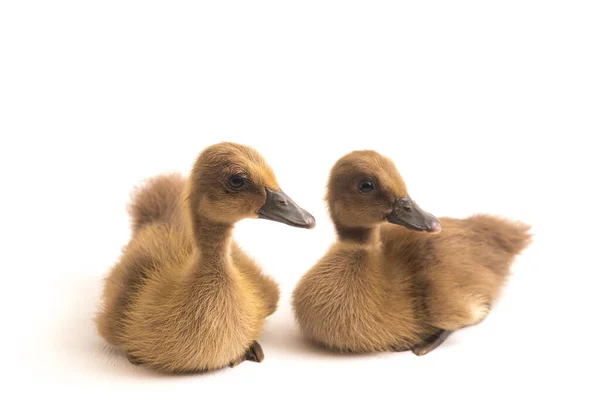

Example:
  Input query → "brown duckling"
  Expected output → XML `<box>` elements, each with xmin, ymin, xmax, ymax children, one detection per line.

<box><xmin>96</xmin><ymin>142</ymin><xmax>315</xmax><ymax>372</ymax></box>
<box><xmin>292</xmin><ymin>150</ymin><xmax>530</xmax><ymax>355</ymax></box>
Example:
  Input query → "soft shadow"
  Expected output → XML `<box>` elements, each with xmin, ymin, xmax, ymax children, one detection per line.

<box><xmin>259</xmin><ymin>302</ymin><xmax>463</xmax><ymax>361</ymax></box>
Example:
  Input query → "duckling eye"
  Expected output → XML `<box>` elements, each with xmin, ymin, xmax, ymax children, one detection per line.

<box><xmin>228</xmin><ymin>175</ymin><xmax>245</xmax><ymax>189</ymax></box>
<box><xmin>358</xmin><ymin>180</ymin><xmax>374</xmax><ymax>193</ymax></box>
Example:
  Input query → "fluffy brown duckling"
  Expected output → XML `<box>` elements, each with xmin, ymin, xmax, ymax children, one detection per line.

<box><xmin>96</xmin><ymin>142</ymin><xmax>315</xmax><ymax>372</ymax></box>
<box><xmin>292</xmin><ymin>150</ymin><xmax>530</xmax><ymax>355</ymax></box>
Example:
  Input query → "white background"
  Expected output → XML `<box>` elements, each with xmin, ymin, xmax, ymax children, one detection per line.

<box><xmin>1</xmin><ymin>1</ymin><xmax>598</xmax><ymax>399</ymax></box>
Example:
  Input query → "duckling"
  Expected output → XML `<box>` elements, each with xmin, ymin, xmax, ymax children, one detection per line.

<box><xmin>96</xmin><ymin>142</ymin><xmax>315</xmax><ymax>372</ymax></box>
<box><xmin>292</xmin><ymin>150</ymin><xmax>530</xmax><ymax>355</ymax></box>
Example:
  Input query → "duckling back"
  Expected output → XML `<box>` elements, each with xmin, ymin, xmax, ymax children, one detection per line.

<box><xmin>97</xmin><ymin>174</ymin><xmax>190</xmax><ymax>346</ymax></box>
<box><xmin>385</xmin><ymin>214</ymin><xmax>532</xmax><ymax>340</ymax></box>
<box><xmin>465</xmin><ymin>214</ymin><xmax>532</xmax><ymax>263</ymax></box>
<box><xmin>127</xmin><ymin>174</ymin><xmax>186</xmax><ymax>233</ymax></box>
<box><xmin>430</xmin><ymin>214</ymin><xmax>531</xmax><ymax>280</ymax></box>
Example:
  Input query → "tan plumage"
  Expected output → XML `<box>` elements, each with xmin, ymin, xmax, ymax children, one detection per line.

<box><xmin>292</xmin><ymin>150</ymin><xmax>531</xmax><ymax>355</ymax></box>
<box><xmin>96</xmin><ymin>142</ymin><xmax>312</xmax><ymax>372</ymax></box>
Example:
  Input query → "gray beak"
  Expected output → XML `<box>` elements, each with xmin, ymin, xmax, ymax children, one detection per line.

<box><xmin>386</xmin><ymin>196</ymin><xmax>441</xmax><ymax>233</ymax></box>
<box><xmin>258</xmin><ymin>188</ymin><xmax>316</xmax><ymax>229</ymax></box>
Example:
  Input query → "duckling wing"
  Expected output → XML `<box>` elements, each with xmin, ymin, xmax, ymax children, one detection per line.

<box><xmin>460</xmin><ymin>214</ymin><xmax>532</xmax><ymax>256</ymax></box>
<box><xmin>381</xmin><ymin>215</ymin><xmax>531</xmax><ymax>280</ymax></box>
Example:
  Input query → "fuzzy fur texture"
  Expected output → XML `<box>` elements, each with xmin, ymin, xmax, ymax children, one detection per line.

<box><xmin>292</xmin><ymin>150</ymin><xmax>532</xmax><ymax>353</ymax></box>
<box><xmin>96</xmin><ymin>143</ymin><xmax>282</xmax><ymax>372</ymax></box>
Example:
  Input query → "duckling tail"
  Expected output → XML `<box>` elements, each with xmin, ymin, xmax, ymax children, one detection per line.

<box><xmin>127</xmin><ymin>173</ymin><xmax>186</xmax><ymax>232</ymax></box>
<box><xmin>469</xmin><ymin>214</ymin><xmax>533</xmax><ymax>256</ymax></box>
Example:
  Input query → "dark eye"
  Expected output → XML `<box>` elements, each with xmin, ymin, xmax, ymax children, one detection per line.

<box><xmin>229</xmin><ymin>175</ymin><xmax>245</xmax><ymax>188</ymax></box>
<box><xmin>358</xmin><ymin>180</ymin><xmax>374</xmax><ymax>193</ymax></box>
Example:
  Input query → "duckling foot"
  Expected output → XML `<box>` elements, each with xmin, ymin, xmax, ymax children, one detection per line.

<box><xmin>126</xmin><ymin>353</ymin><xmax>143</xmax><ymax>365</ymax></box>
<box><xmin>229</xmin><ymin>341</ymin><xmax>265</xmax><ymax>368</ymax></box>
<box><xmin>412</xmin><ymin>329</ymin><xmax>453</xmax><ymax>356</ymax></box>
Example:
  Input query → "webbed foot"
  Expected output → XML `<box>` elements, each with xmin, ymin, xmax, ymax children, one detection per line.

<box><xmin>412</xmin><ymin>329</ymin><xmax>453</xmax><ymax>356</ymax></box>
<box><xmin>126</xmin><ymin>353</ymin><xmax>143</xmax><ymax>365</ymax></box>
<box><xmin>229</xmin><ymin>341</ymin><xmax>264</xmax><ymax>367</ymax></box>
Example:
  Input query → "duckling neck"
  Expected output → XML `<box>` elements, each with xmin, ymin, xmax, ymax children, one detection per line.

<box><xmin>335</xmin><ymin>224</ymin><xmax>380</xmax><ymax>245</ymax></box>
<box><xmin>191</xmin><ymin>213</ymin><xmax>234</xmax><ymax>264</ymax></box>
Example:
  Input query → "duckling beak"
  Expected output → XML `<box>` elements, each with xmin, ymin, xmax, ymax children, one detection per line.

<box><xmin>387</xmin><ymin>197</ymin><xmax>441</xmax><ymax>233</ymax></box>
<box><xmin>258</xmin><ymin>188</ymin><xmax>316</xmax><ymax>229</ymax></box>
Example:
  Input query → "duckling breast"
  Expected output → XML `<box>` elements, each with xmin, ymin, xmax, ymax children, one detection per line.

<box><xmin>120</xmin><ymin>260</ymin><xmax>265</xmax><ymax>371</ymax></box>
<box><xmin>293</xmin><ymin>244</ymin><xmax>423</xmax><ymax>352</ymax></box>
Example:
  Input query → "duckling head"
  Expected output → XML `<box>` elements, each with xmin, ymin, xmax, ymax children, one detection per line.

<box><xmin>326</xmin><ymin>150</ymin><xmax>441</xmax><ymax>233</ymax></box>
<box><xmin>187</xmin><ymin>142</ymin><xmax>315</xmax><ymax>228</ymax></box>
